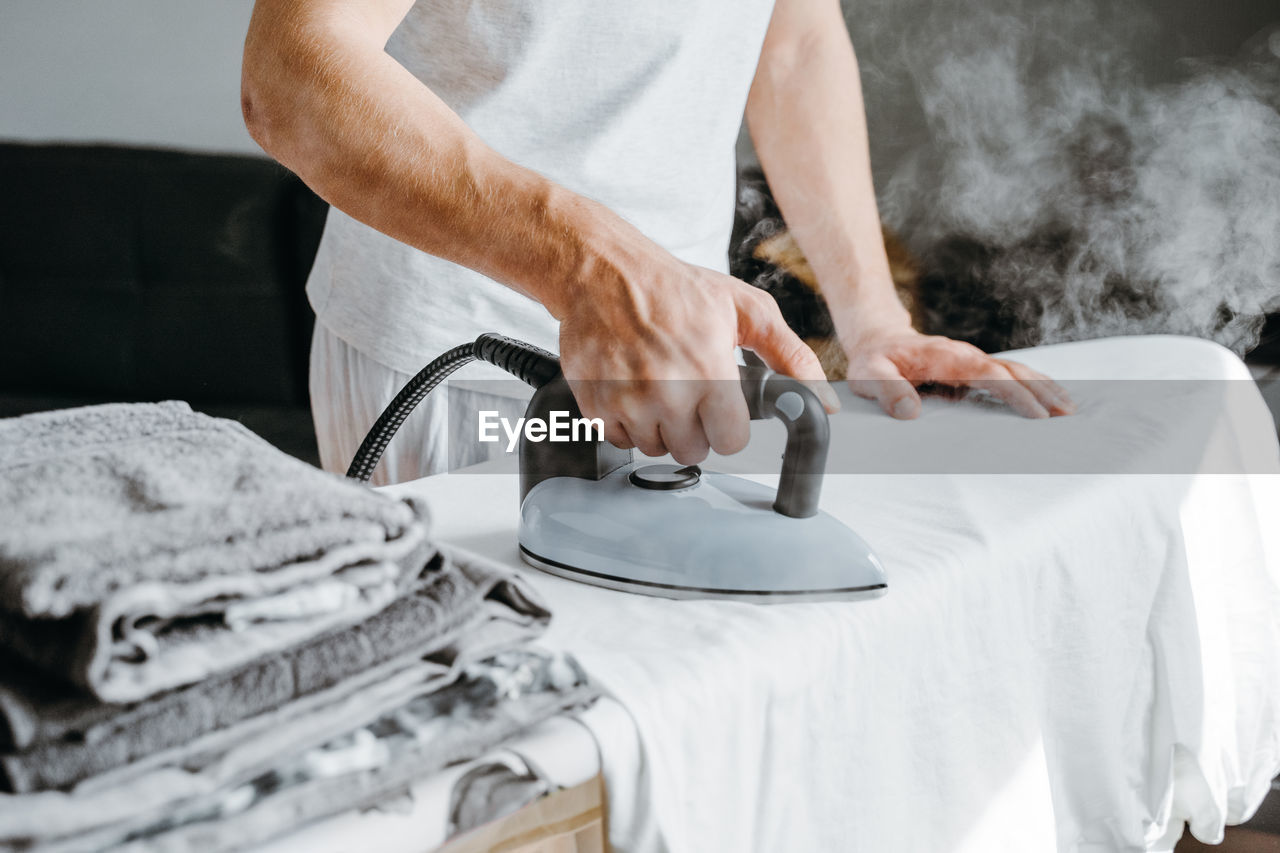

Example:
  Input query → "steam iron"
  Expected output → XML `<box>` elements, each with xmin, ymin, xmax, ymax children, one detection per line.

<box><xmin>346</xmin><ymin>333</ymin><xmax>886</xmax><ymax>604</ymax></box>
<box><xmin>516</xmin><ymin>367</ymin><xmax>887</xmax><ymax>602</ymax></box>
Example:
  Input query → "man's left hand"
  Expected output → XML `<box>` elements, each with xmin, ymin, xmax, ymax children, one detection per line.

<box><xmin>841</xmin><ymin>321</ymin><xmax>1077</xmax><ymax>420</ymax></box>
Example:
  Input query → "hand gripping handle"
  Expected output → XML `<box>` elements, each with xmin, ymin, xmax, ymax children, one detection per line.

<box><xmin>519</xmin><ymin>365</ymin><xmax>831</xmax><ymax>518</ymax></box>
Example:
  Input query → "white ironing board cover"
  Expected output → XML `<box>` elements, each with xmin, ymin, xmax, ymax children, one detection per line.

<box><xmin>389</xmin><ymin>335</ymin><xmax>1280</xmax><ymax>853</ymax></box>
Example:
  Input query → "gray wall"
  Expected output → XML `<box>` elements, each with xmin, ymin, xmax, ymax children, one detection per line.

<box><xmin>0</xmin><ymin>0</ymin><xmax>260</xmax><ymax>155</ymax></box>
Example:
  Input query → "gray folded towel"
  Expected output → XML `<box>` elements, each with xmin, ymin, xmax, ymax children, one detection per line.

<box><xmin>0</xmin><ymin>544</ymin><xmax>548</xmax><ymax>793</ymax></box>
<box><xmin>0</xmin><ymin>402</ymin><xmax>431</xmax><ymax>703</ymax></box>
<box><xmin>0</xmin><ymin>552</ymin><xmax>587</xmax><ymax>853</ymax></box>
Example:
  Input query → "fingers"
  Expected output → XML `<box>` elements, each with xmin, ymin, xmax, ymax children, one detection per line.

<box><xmin>605</xmin><ymin>396</ymin><xmax>668</xmax><ymax>458</ymax></box>
<box><xmin>577</xmin><ymin>385</ymin><xmax>668</xmax><ymax>457</ymax></box>
<box><xmin>613</xmin><ymin>383</ymin><xmax>744</xmax><ymax>463</ymax></box>
<box><xmin>655</xmin><ymin>383</ymin><xmax>711</xmax><ymax>465</ymax></box>
<box><xmin>847</xmin><ymin>357</ymin><xmax>922</xmax><ymax>419</ymax></box>
<box><xmin>659</xmin><ymin>421</ymin><xmax>709</xmax><ymax>466</ymax></box>
<box><xmin>997</xmin><ymin>359</ymin><xmax>1076</xmax><ymax>416</ymax></box>
<box><xmin>582</xmin><ymin>385</ymin><xmax>720</xmax><ymax>463</ymax></box>
<box><xmin>969</xmin><ymin>366</ymin><xmax>1051</xmax><ymax>419</ymax></box>
<box><xmin>625</xmin><ymin>419</ymin><xmax>669</xmax><ymax>459</ymax></box>
<box><xmin>600</xmin><ymin>420</ymin><xmax>636</xmax><ymax>451</ymax></box>
<box><xmin>735</xmin><ymin>289</ymin><xmax>841</xmax><ymax>413</ymax></box>
<box><xmin>907</xmin><ymin>344</ymin><xmax>1047</xmax><ymax>419</ymax></box>
<box><xmin>932</xmin><ymin>350</ymin><xmax>1073</xmax><ymax>419</ymax></box>
<box><xmin>697</xmin><ymin>382</ymin><xmax>752</xmax><ymax>457</ymax></box>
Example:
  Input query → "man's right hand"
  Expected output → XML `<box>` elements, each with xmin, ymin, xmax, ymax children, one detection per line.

<box><xmin>556</xmin><ymin>254</ymin><xmax>839</xmax><ymax>467</ymax></box>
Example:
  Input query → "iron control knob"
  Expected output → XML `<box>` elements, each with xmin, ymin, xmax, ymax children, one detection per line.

<box><xmin>628</xmin><ymin>464</ymin><xmax>701</xmax><ymax>491</ymax></box>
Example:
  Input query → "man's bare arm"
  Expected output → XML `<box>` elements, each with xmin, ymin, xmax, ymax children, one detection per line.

<box><xmin>243</xmin><ymin>0</ymin><xmax>609</xmax><ymax>313</ymax></box>
<box><xmin>746</xmin><ymin>0</ymin><xmax>1073</xmax><ymax>419</ymax></box>
<box><xmin>243</xmin><ymin>0</ymin><xmax>836</xmax><ymax>465</ymax></box>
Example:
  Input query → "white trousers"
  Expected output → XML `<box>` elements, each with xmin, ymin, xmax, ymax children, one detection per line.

<box><xmin>309</xmin><ymin>322</ymin><xmax>527</xmax><ymax>485</ymax></box>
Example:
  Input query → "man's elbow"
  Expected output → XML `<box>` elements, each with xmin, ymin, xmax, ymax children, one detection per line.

<box><xmin>241</xmin><ymin>10</ymin><xmax>314</xmax><ymax>161</ymax></box>
<box><xmin>240</xmin><ymin>83</ymin><xmax>265</xmax><ymax>150</ymax></box>
<box><xmin>242</xmin><ymin>19</ymin><xmax>350</xmax><ymax>176</ymax></box>
<box><xmin>240</xmin><ymin>58</ymin><xmax>284</xmax><ymax>157</ymax></box>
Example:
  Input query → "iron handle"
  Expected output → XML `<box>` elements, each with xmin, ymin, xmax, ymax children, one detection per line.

<box><xmin>738</xmin><ymin>365</ymin><xmax>830</xmax><ymax>518</ymax></box>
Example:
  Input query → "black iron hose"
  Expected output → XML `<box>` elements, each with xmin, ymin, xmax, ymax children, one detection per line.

<box><xmin>345</xmin><ymin>334</ymin><xmax>560</xmax><ymax>482</ymax></box>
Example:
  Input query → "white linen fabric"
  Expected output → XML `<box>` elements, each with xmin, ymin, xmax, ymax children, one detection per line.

<box><xmin>389</xmin><ymin>335</ymin><xmax>1280</xmax><ymax>853</ymax></box>
<box><xmin>306</xmin><ymin>0</ymin><xmax>778</xmax><ymax>377</ymax></box>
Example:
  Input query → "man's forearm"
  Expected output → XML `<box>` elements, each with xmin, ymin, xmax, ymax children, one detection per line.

<box><xmin>241</xmin><ymin>0</ymin><xmax>652</xmax><ymax>321</ymax></box>
<box><xmin>743</xmin><ymin>0</ymin><xmax>1072</xmax><ymax>419</ymax></box>
<box><xmin>745</xmin><ymin>0</ymin><xmax>911</xmax><ymax>339</ymax></box>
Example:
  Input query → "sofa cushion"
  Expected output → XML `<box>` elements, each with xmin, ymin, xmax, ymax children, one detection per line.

<box><xmin>0</xmin><ymin>143</ymin><xmax>325</xmax><ymax>407</ymax></box>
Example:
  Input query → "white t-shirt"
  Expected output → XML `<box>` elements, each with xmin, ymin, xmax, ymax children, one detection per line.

<box><xmin>306</xmin><ymin>0</ymin><xmax>778</xmax><ymax>376</ymax></box>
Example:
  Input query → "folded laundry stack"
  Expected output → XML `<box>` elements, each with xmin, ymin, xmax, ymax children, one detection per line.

<box><xmin>0</xmin><ymin>403</ymin><xmax>594</xmax><ymax>851</ymax></box>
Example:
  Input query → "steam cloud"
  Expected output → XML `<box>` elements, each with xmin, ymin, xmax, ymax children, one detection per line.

<box><xmin>849</xmin><ymin>0</ymin><xmax>1280</xmax><ymax>354</ymax></box>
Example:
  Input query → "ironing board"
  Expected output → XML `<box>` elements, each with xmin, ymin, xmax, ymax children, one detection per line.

<box><xmin>364</xmin><ymin>334</ymin><xmax>1280</xmax><ymax>853</ymax></box>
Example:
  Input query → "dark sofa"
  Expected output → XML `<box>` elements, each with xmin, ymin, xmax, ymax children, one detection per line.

<box><xmin>0</xmin><ymin>142</ymin><xmax>328</xmax><ymax>464</ymax></box>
